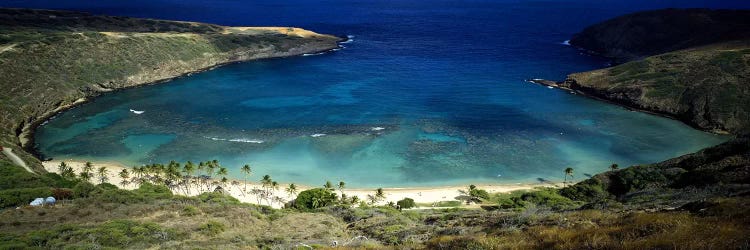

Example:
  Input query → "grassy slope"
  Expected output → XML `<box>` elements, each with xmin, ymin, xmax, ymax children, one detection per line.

<box><xmin>0</xmin><ymin>9</ymin><xmax>340</xmax><ymax>171</ymax></box>
<box><xmin>564</xmin><ymin>41</ymin><xmax>750</xmax><ymax>134</ymax></box>
<box><xmin>0</xmin><ymin>138</ymin><xmax>748</xmax><ymax>249</ymax></box>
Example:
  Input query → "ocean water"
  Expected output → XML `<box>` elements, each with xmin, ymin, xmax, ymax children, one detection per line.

<box><xmin>18</xmin><ymin>0</ymin><xmax>745</xmax><ymax>187</ymax></box>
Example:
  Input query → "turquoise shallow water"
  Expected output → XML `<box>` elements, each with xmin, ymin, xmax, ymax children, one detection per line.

<box><xmin>28</xmin><ymin>0</ymin><xmax>735</xmax><ymax>187</ymax></box>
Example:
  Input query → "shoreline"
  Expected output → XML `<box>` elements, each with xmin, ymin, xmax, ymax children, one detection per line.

<box><xmin>43</xmin><ymin>160</ymin><xmax>558</xmax><ymax>209</ymax></box>
<box><xmin>20</xmin><ymin>37</ymin><xmax>346</xmax><ymax>161</ymax></box>
<box><xmin>527</xmin><ymin>79</ymin><xmax>732</xmax><ymax>136</ymax></box>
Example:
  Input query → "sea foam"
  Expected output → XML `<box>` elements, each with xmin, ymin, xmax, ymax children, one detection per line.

<box><xmin>302</xmin><ymin>52</ymin><xmax>326</xmax><ymax>56</ymax></box>
<box><xmin>340</xmin><ymin>35</ymin><xmax>355</xmax><ymax>44</ymax></box>
<box><xmin>205</xmin><ymin>136</ymin><xmax>264</xmax><ymax>143</ymax></box>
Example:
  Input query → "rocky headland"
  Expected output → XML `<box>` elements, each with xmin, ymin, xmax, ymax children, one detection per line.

<box><xmin>536</xmin><ymin>9</ymin><xmax>750</xmax><ymax>136</ymax></box>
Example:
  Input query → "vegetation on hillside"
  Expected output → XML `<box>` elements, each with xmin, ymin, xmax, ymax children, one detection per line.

<box><xmin>0</xmin><ymin>8</ymin><xmax>340</xmax><ymax>171</ymax></box>
<box><xmin>0</xmin><ymin>136</ymin><xmax>748</xmax><ymax>248</ymax></box>
<box><xmin>565</xmin><ymin>41</ymin><xmax>750</xmax><ymax>134</ymax></box>
<box><xmin>563</xmin><ymin>9</ymin><xmax>750</xmax><ymax>135</ymax></box>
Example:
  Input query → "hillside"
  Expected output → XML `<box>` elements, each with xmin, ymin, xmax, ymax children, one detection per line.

<box><xmin>562</xmin><ymin>41</ymin><xmax>750</xmax><ymax>134</ymax></box>
<box><xmin>0</xmin><ymin>137</ymin><xmax>747</xmax><ymax>248</ymax></box>
<box><xmin>569</xmin><ymin>8</ymin><xmax>750</xmax><ymax>62</ymax></box>
<box><xmin>0</xmin><ymin>9</ymin><xmax>341</xmax><ymax>171</ymax></box>
<box><xmin>529</xmin><ymin>9</ymin><xmax>750</xmax><ymax>135</ymax></box>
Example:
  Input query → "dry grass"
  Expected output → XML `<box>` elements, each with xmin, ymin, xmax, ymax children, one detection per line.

<box><xmin>426</xmin><ymin>203</ymin><xmax>750</xmax><ymax>250</ymax></box>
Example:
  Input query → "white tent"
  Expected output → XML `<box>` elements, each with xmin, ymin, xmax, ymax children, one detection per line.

<box><xmin>29</xmin><ymin>198</ymin><xmax>44</xmax><ymax>206</ymax></box>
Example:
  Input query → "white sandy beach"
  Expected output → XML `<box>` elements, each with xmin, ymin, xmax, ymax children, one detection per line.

<box><xmin>43</xmin><ymin>160</ymin><xmax>558</xmax><ymax>209</ymax></box>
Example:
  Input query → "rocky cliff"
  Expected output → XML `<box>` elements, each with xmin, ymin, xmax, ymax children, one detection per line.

<box><xmin>0</xmin><ymin>9</ymin><xmax>341</xmax><ymax>170</ymax></box>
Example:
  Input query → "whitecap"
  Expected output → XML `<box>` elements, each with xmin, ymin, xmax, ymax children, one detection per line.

<box><xmin>561</xmin><ymin>40</ymin><xmax>571</xmax><ymax>46</ymax></box>
<box><xmin>228</xmin><ymin>138</ymin><xmax>264</xmax><ymax>143</ymax></box>
<box><xmin>129</xmin><ymin>109</ymin><xmax>144</xmax><ymax>114</ymax></box>
<box><xmin>340</xmin><ymin>35</ymin><xmax>354</xmax><ymax>44</ymax></box>
<box><xmin>547</xmin><ymin>86</ymin><xmax>554</xmax><ymax>89</ymax></box>
<box><xmin>302</xmin><ymin>52</ymin><xmax>326</xmax><ymax>56</ymax></box>
<box><xmin>205</xmin><ymin>136</ymin><xmax>263</xmax><ymax>143</ymax></box>
<box><xmin>371</xmin><ymin>127</ymin><xmax>385</xmax><ymax>131</ymax></box>
<box><xmin>310</xmin><ymin>133</ymin><xmax>326</xmax><ymax>137</ymax></box>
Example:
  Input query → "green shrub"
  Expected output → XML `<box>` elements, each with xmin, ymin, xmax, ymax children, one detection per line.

<box><xmin>0</xmin><ymin>161</ymin><xmax>77</xmax><ymax>190</ymax></box>
<box><xmin>517</xmin><ymin>188</ymin><xmax>579</xmax><ymax>210</ymax></box>
<box><xmin>181</xmin><ymin>205</ymin><xmax>200</xmax><ymax>216</ymax></box>
<box><xmin>97</xmin><ymin>183</ymin><xmax>119</xmax><ymax>190</ymax></box>
<box><xmin>134</xmin><ymin>183</ymin><xmax>172</xmax><ymax>200</ymax></box>
<box><xmin>294</xmin><ymin>188</ymin><xmax>337</xmax><ymax>210</ymax></box>
<box><xmin>72</xmin><ymin>182</ymin><xmax>97</xmax><ymax>198</ymax></box>
<box><xmin>397</xmin><ymin>198</ymin><xmax>416</xmax><ymax>209</ymax></box>
<box><xmin>96</xmin><ymin>188</ymin><xmax>143</xmax><ymax>204</ymax></box>
<box><xmin>492</xmin><ymin>188</ymin><xmax>580</xmax><ymax>210</ymax></box>
<box><xmin>559</xmin><ymin>178</ymin><xmax>608</xmax><ymax>201</ymax></box>
<box><xmin>194</xmin><ymin>192</ymin><xmax>240</xmax><ymax>205</ymax></box>
<box><xmin>672</xmin><ymin>169</ymin><xmax>722</xmax><ymax>188</ymax></box>
<box><xmin>198</xmin><ymin>220</ymin><xmax>225</xmax><ymax>236</ymax></box>
<box><xmin>469</xmin><ymin>188</ymin><xmax>491</xmax><ymax>200</ymax></box>
<box><xmin>0</xmin><ymin>187</ymin><xmax>52</xmax><ymax>208</ymax></box>
<box><xmin>21</xmin><ymin>220</ymin><xmax>180</xmax><ymax>248</ymax></box>
<box><xmin>608</xmin><ymin>166</ymin><xmax>668</xmax><ymax>195</ymax></box>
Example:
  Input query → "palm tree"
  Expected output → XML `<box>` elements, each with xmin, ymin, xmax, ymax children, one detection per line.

<box><xmin>324</xmin><ymin>180</ymin><xmax>333</xmax><ymax>190</ymax></box>
<box><xmin>366</xmin><ymin>194</ymin><xmax>378</xmax><ymax>205</ymax></box>
<box><xmin>97</xmin><ymin>166</ymin><xmax>109</xmax><ymax>184</ymax></box>
<box><xmin>57</xmin><ymin>161</ymin><xmax>67</xmax><ymax>174</ymax></box>
<box><xmin>564</xmin><ymin>167</ymin><xmax>574</xmax><ymax>186</ymax></box>
<box><xmin>241</xmin><ymin>164</ymin><xmax>252</xmax><ymax>191</ymax></box>
<box><xmin>221</xmin><ymin>177</ymin><xmax>229</xmax><ymax>188</ymax></box>
<box><xmin>182</xmin><ymin>162</ymin><xmax>195</xmax><ymax>194</ymax></box>
<box><xmin>338</xmin><ymin>181</ymin><xmax>346</xmax><ymax>196</ymax></box>
<box><xmin>197</xmin><ymin>162</ymin><xmax>206</xmax><ymax>176</ymax></box>
<box><xmin>183</xmin><ymin>161</ymin><xmax>195</xmax><ymax>176</ymax></box>
<box><xmin>79</xmin><ymin>171</ymin><xmax>91</xmax><ymax>182</ymax></box>
<box><xmin>260</xmin><ymin>175</ymin><xmax>273</xmax><ymax>204</ymax></box>
<box><xmin>350</xmin><ymin>195</ymin><xmax>360</xmax><ymax>204</ymax></box>
<box><xmin>286</xmin><ymin>183</ymin><xmax>298</xmax><ymax>198</ymax></box>
<box><xmin>119</xmin><ymin>169</ymin><xmax>130</xmax><ymax>187</ymax></box>
<box><xmin>610</xmin><ymin>163</ymin><xmax>619</xmax><ymax>171</ymax></box>
<box><xmin>371</xmin><ymin>188</ymin><xmax>385</xmax><ymax>205</ymax></box>
<box><xmin>217</xmin><ymin>167</ymin><xmax>228</xmax><ymax>181</ymax></box>
<box><xmin>57</xmin><ymin>162</ymin><xmax>74</xmax><ymax>179</ymax></box>
<box><xmin>261</xmin><ymin>175</ymin><xmax>272</xmax><ymax>188</ymax></box>
<box><xmin>270</xmin><ymin>181</ymin><xmax>280</xmax><ymax>205</ymax></box>
<box><xmin>81</xmin><ymin>162</ymin><xmax>93</xmax><ymax>179</ymax></box>
<box><xmin>206</xmin><ymin>162</ymin><xmax>216</xmax><ymax>178</ymax></box>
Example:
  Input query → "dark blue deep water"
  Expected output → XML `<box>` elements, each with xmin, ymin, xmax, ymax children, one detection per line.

<box><xmin>12</xmin><ymin>0</ymin><xmax>746</xmax><ymax>187</ymax></box>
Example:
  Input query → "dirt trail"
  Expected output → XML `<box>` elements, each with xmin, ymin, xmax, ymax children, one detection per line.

<box><xmin>2</xmin><ymin>147</ymin><xmax>33</xmax><ymax>173</ymax></box>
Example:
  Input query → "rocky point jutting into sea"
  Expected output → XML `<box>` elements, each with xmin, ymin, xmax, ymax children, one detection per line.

<box><xmin>533</xmin><ymin>8</ymin><xmax>750</xmax><ymax>136</ymax></box>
